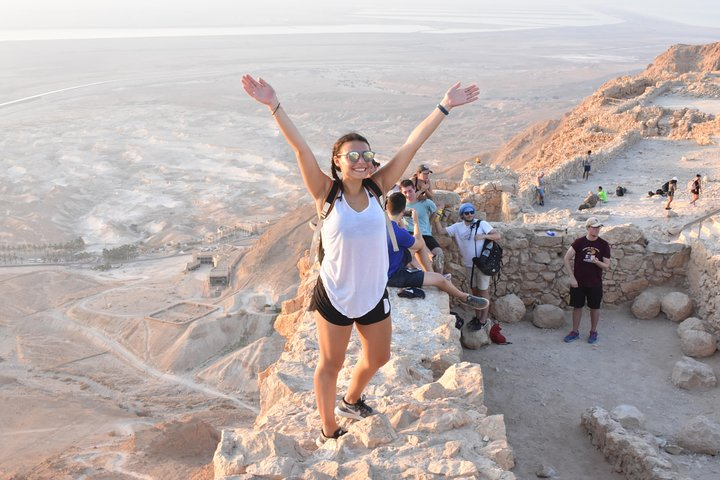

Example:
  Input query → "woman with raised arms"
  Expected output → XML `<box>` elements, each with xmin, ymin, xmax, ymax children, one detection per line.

<box><xmin>242</xmin><ymin>75</ymin><xmax>479</xmax><ymax>445</ymax></box>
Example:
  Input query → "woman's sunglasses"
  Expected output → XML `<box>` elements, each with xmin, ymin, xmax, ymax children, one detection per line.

<box><xmin>336</xmin><ymin>150</ymin><xmax>375</xmax><ymax>163</ymax></box>
<box><xmin>462</xmin><ymin>210</ymin><xmax>475</xmax><ymax>215</ymax></box>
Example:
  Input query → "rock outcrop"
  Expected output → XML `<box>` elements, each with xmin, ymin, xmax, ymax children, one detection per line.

<box><xmin>213</xmin><ymin>270</ymin><xmax>515</xmax><ymax>478</ymax></box>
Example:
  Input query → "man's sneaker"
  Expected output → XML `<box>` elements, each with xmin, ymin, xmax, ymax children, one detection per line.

<box><xmin>467</xmin><ymin>317</ymin><xmax>487</xmax><ymax>331</ymax></box>
<box><xmin>588</xmin><ymin>331</ymin><xmax>599</xmax><ymax>344</ymax></box>
<box><xmin>315</xmin><ymin>427</ymin><xmax>347</xmax><ymax>447</ymax></box>
<box><xmin>563</xmin><ymin>330</ymin><xmax>580</xmax><ymax>343</ymax></box>
<box><xmin>335</xmin><ymin>395</ymin><xmax>373</xmax><ymax>421</ymax></box>
<box><xmin>464</xmin><ymin>295</ymin><xmax>489</xmax><ymax>310</ymax></box>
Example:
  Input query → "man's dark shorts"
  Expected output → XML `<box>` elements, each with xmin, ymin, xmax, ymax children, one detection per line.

<box><xmin>309</xmin><ymin>277</ymin><xmax>390</xmax><ymax>327</ymax></box>
<box><xmin>569</xmin><ymin>286</ymin><xmax>603</xmax><ymax>309</ymax></box>
<box><xmin>423</xmin><ymin>235</ymin><xmax>441</xmax><ymax>251</ymax></box>
<box><xmin>387</xmin><ymin>267</ymin><xmax>425</xmax><ymax>289</ymax></box>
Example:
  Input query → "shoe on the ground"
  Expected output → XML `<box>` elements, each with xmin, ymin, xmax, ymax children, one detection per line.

<box><xmin>315</xmin><ymin>426</ymin><xmax>348</xmax><ymax>447</ymax></box>
<box><xmin>335</xmin><ymin>395</ymin><xmax>373</xmax><ymax>421</ymax></box>
<box><xmin>588</xmin><ymin>331</ymin><xmax>598</xmax><ymax>344</ymax></box>
<box><xmin>563</xmin><ymin>330</ymin><xmax>580</xmax><ymax>342</ymax></box>
<box><xmin>463</xmin><ymin>295</ymin><xmax>489</xmax><ymax>309</ymax></box>
<box><xmin>467</xmin><ymin>317</ymin><xmax>487</xmax><ymax>331</ymax></box>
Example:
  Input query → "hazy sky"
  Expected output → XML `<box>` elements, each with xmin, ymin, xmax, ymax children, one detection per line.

<box><xmin>1</xmin><ymin>0</ymin><xmax>719</xmax><ymax>30</ymax></box>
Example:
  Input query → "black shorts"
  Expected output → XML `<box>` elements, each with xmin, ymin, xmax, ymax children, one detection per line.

<box><xmin>569</xmin><ymin>286</ymin><xmax>603</xmax><ymax>309</ymax></box>
<box><xmin>309</xmin><ymin>277</ymin><xmax>390</xmax><ymax>327</ymax></box>
<box><xmin>387</xmin><ymin>267</ymin><xmax>424</xmax><ymax>288</ymax></box>
<box><xmin>422</xmin><ymin>235</ymin><xmax>441</xmax><ymax>251</ymax></box>
<box><xmin>584</xmin><ymin>165</ymin><xmax>591</xmax><ymax>172</ymax></box>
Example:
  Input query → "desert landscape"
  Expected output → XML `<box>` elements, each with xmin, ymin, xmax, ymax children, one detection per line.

<box><xmin>2</xmin><ymin>5</ymin><xmax>720</xmax><ymax>480</ymax></box>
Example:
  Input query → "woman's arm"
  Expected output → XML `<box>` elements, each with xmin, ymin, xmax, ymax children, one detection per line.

<box><xmin>242</xmin><ymin>75</ymin><xmax>331</xmax><ymax>203</ymax></box>
<box><xmin>374</xmin><ymin>82</ymin><xmax>479</xmax><ymax>193</ymax></box>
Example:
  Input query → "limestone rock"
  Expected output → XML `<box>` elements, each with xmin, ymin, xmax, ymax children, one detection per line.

<box><xmin>660</xmin><ymin>291</ymin><xmax>693</xmax><ymax>322</ymax></box>
<box><xmin>532</xmin><ymin>304</ymin><xmax>565</xmax><ymax>329</ymax></box>
<box><xmin>678</xmin><ymin>415</ymin><xmax>720</xmax><ymax>455</ymax></box>
<box><xmin>535</xmin><ymin>464</ymin><xmax>557</xmax><ymax>478</ymax></box>
<box><xmin>671</xmin><ymin>356</ymin><xmax>717</xmax><ymax>389</ymax></box>
<box><xmin>677</xmin><ymin>317</ymin><xmax>708</xmax><ymax>334</ymax></box>
<box><xmin>679</xmin><ymin>329</ymin><xmax>717</xmax><ymax>358</ymax></box>
<box><xmin>352</xmin><ymin>414</ymin><xmax>398</xmax><ymax>449</ymax></box>
<box><xmin>492</xmin><ymin>294</ymin><xmax>526</xmax><ymax>323</ymax></box>
<box><xmin>437</xmin><ymin>362</ymin><xmax>484</xmax><ymax>406</ymax></box>
<box><xmin>630</xmin><ymin>290</ymin><xmax>661</xmax><ymax>320</ymax></box>
<box><xmin>610</xmin><ymin>404</ymin><xmax>646</xmax><ymax>430</ymax></box>
<box><xmin>460</xmin><ymin>322</ymin><xmax>491</xmax><ymax>349</ymax></box>
<box><xmin>581</xmin><ymin>406</ymin><xmax>683</xmax><ymax>479</ymax></box>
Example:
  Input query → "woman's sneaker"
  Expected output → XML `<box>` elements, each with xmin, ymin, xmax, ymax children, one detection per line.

<box><xmin>335</xmin><ymin>395</ymin><xmax>373</xmax><ymax>420</ymax></box>
<box><xmin>315</xmin><ymin>427</ymin><xmax>347</xmax><ymax>447</ymax></box>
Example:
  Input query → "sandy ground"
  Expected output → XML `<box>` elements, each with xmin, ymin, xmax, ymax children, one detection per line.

<box><xmin>463</xmin><ymin>301</ymin><xmax>720</xmax><ymax>480</ymax></box>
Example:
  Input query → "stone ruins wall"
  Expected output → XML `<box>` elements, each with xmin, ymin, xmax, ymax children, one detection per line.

<box><xmin>686</xmin><ymin>240</ymin><xmax>720</xmax><ymax>333</ymax></box>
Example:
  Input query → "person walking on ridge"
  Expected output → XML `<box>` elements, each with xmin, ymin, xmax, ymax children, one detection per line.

<box><xmin>242</xmin><ymin>74</ymin><xmax>479</xmax><ymax>445</ymax></box>
<box><xmin>665</xmin><ymin>177</ymin><xmax>678</xmax><ymax>210</ymax></box>
<box><xmin>563</xmin><ymin>217</ymin><xmax>611</xmax><ymax>344</ymax></box>
<box><xmin>582</xmin><ymin>150</ymin><xmax>592</xmax><ymax>181</ymax></box>
<box><xmin>690</xmin><ymin>174</ymin><xmax>702</xmax><ymax>206</ymax></box>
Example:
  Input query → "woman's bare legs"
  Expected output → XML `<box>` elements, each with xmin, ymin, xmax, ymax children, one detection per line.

<box><xmin>344</xmin><ymin>316</ymin><xmax>392</xmax><ymax>403</ymax></box>
<box><xmin>314</xmin><ymin>312</ymin><xmax>353</xmax><ymax>436</ymax></box>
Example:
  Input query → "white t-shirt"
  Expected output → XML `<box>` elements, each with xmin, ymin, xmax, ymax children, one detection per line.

<box><xmin>319</xmin><ymin>189</ymin><xmax>389</xmax><ymax>318</ymax></box>
<box><xmin>446</xmin><ymin>220</ymin><xmax>495</xmax><ymax>267</ymax></box>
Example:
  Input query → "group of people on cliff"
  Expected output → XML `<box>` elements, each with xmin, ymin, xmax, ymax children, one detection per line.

<box><xmin>243</xmin><ymin>75</ymin><xmax>611</xmax><ymax>447</ymax></box>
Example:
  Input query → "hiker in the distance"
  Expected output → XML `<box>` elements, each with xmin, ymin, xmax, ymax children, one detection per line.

<box><xmin>241</xmin><ymin>74</ymin><xmax>479</xmax><ymax>446</ymax></box>
<box><xmin>690</xmin><ymin>174</ymin><xmax>702</xmax><ymax>206</ymax></box>
<box><xmin>665</xmin><ymin>177</ymin><xmax>678</xmax><ymax>210</ymax></box>
<box><xmin>582</xmin><ymin>149</ymin><xmax>592</xmax><ymax>180</ymax></box>
<box><xmin>536</xmin><ymin>171</ymin><xmax>546</xmax><ymax>206</ymax></box>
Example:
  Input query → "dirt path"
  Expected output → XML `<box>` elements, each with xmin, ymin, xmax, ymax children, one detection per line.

<box><xmin>463</xmin><ymin>303</ymin><xmax>720</xmax><ymax>480</ymax></box>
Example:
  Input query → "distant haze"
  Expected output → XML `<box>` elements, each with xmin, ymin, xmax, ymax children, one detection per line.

<box><xmin>1</xmin><ymin>0</ymin><xmax>719</xmax><ymax>35</ymax></box>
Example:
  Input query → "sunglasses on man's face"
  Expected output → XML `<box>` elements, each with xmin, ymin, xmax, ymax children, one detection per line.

<box><xmin>462</xmin><ymin>210</ymin><xmax>475</xmax><ymax>215</ymax></box>
<box><xmin>336</xmin><ymin>150</ymin><xmax>375</xmax><ymax>163</ymax></box>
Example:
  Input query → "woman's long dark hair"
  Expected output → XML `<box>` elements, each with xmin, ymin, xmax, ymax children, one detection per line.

<box><xmin>330</xmin><ymin>132</ymin><xmax>370</xmax><ymax>186</ymax></box>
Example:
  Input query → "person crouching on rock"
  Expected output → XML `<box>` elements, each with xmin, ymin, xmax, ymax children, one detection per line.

<box><xmin>578</xmin><ymin>190</ymin><xmax>599</xmax><ymax>210</ymax></box>
<box><xmin>242</xmin><ymin>74</ymin><xmax>479</xmax><ymax>446</ymax></box>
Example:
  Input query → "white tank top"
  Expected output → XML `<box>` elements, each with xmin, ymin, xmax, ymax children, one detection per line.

<box><xmin>319</xmin><ymin>188</ymin><xmax>389</xmax><ymax>318</ymax></box>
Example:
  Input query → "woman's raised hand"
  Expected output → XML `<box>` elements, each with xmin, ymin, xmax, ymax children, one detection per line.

<box><xmin>442</xmin><ymin>82</ymin><xmax>480</xmax><ymax>110</ymax></box>
<box><xmin>241</xmin><ymin>75</ymin><xmax>278</xmax><ymax>107</ymax></box>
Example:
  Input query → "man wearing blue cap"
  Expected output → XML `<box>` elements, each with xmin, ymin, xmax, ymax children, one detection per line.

<box><xmin>436</xmin><ymin>203</ymin><xmax>501</xmax><ymax>329</ymax></box>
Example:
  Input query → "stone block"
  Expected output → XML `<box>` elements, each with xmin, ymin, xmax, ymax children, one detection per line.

<box><xmin>610</xmin><ymin>404</ymin><xmax>646</xmax><ymax>430</ymax></box>
<box><xmin>679</xmin><ymin>329</ymin><xmax>717</xmax><ymax>358</ymax></box>
<box><xmin>631</xmin><ymin>290</ymin><xmax>661</xmax><ymax>319</ymax></box>
<box><xmin>492</xmin><ymin>294</ymin><xmax>526</xmax><ymax>323</ymax></box>
<box><xmin>532</xmin><ymin>304</ymin><xmax>565</xmax><ymax>329</ymax></box>
<box><xmin>660</xmin><ymin>291</ymin><xmax>693</xmax><ymax>322</ymax></box>
<box><xmin>672</xmin><ymin>356</ymin><xmax>717</xmax><ymax>389</ymax></box>
<box><xmin>678</xmin><ymin>415</ymin><xmax>720</xmax><ymax>455</ymax></box>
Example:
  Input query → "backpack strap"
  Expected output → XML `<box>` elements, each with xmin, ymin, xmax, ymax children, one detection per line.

<box><xmin>363</xmin><ymin>178</ymin><xmax>399</xmax><ymax>253</ymax></box>
<box><xmin>320</xmin><ymin>180</ymin><xmax>342</xmax><ymax>220</ymax></box>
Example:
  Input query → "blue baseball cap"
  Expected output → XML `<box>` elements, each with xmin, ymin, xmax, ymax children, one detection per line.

<box><xmin>459</xmin><ymin>203</ymin><xmax>475</xmax><ymax>214</ymax></box>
